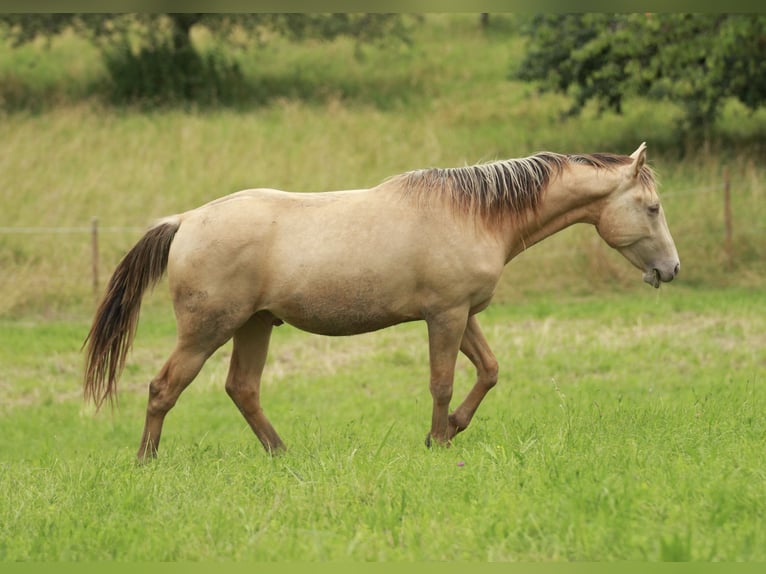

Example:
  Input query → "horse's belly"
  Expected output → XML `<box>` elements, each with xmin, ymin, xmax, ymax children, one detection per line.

<box><xmin>271</xmin><ymin>294</ymin><xmax>416</xmax><ymax>336</ymax></box>
<box><xmin>277</xmin><ymin>309</ymin><xmax>413</xmax><ymax>337</ymax></box>
<box><xmin>265</xmin><ymin>272</ymin><xmax>420</xmax><ymax>336</ymax></box>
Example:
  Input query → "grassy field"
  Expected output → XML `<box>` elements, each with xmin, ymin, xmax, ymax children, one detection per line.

<box><xmin>1</xmin><ymin>14</ymin><xmax>765</xmax><ymax>562</ymax></box>
<box><xmin>1</xmin><ymin>287</ymin><xmax>764</xmax><ymax>560</ymax></box>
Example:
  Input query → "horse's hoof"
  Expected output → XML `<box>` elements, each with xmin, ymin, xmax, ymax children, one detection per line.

<box><xmin>425</xmin><ymin>433</ymin><xmax>452</xmax><ymax>448</ymax></box>
<box><xmin>266</xmin><ymin>444</ymin><xmax>287</xmax><ymax>457</ymax></box>
<box><xmin>135</xmin><ymin>454</ymin><xmax>155</xmax><ymax>466</ymax></box>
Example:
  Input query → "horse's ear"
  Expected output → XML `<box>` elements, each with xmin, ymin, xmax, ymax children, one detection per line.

<box><xmin>630</xmin><ymin>142</ymin><xmax>647</xmax><ymax>179</ymax></box>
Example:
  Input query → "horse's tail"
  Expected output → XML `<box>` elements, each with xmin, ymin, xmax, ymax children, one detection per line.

<box><xmin>83</xmin><ymin>217</ymin><xmax>181</xmax><ymax>409</ymax></box>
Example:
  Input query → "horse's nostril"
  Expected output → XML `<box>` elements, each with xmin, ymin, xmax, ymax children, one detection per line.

<box><xmin>674</xmin><ymin>262</ymin><xmax>680</xmax><ymax>276</ymax></box>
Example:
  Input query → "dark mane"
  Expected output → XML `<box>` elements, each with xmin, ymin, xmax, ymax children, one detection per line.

<box><xmin>392</xmin><ymin>151</ymin><xmax>656</xmax><ymax>224</ymax></box>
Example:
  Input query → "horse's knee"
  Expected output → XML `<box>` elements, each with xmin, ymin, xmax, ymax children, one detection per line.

<box><xmin>224</xmin><ymin>375</ymin><xmax>240</xmax><ymax>399</ymax></box>
<box><xmin>226</xmin><ymin>373</ymin><xmax>263</xmax><ymax>414</ymax></box>
<box><xmin>225</xmin><ymin>369</ymin><xmax>252</xmax><ymax>397</ymax></box>
<box><xmin>429</xmin><ymin>379</ymin><xmax>453</xmax><ymax>405</ymax></box>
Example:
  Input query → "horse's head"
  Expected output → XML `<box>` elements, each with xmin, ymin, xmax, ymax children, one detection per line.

<box><xmin>595</xmin><ymin>143</ymin><xmax>680</xmax><ymax>288</ymax></box>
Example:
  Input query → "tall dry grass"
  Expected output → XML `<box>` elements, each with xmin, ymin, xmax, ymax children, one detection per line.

<box><xmin>1</xmin><ymin>14</ymin><xmax>764</xmax><ymax>317</ymax></box>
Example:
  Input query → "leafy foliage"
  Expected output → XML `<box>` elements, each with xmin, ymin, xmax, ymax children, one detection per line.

<box><xmin>515</xmin><ymin>14</ymin><xmax>766</xmax><ymax>135</ymax></box>
<box><xmin>0</xmin><ymin>13</ymin><xmax>414</xmax><ymax>104</ymax></box>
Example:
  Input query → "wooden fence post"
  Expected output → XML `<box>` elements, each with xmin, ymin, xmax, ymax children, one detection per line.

<box><xmin>91</xmin><ymin>216</ymin><xmax>99</xmax><ymax>297</ymax></box>
<box><xmin>723</xmin><ymin>168</ymin><xmax>732</xmax><ymax>268</ymax></box>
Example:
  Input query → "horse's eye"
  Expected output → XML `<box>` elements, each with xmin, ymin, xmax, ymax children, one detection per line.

<box><xmin>648</xmin><ymin>204</ymin><xmax>660</xmax><ymax>215</ymax></box>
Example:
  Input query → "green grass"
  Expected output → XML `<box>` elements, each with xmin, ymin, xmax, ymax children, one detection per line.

<box><xmin>1</xmin><ymin>287</ymin><xmax>764</xmax><ymax>560</ymax></box>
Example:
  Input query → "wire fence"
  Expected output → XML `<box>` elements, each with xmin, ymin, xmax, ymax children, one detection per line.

<box><xmin>1</xmin><ymin>175</ymin><xmax>762</xmax><ymax>298</ymax></box>
<box><xmin>0</xmin><ymin>226</ymin><xmax>142</xmax><ymax>234</ymax></box>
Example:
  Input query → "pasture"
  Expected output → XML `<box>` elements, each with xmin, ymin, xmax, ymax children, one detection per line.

<box><xmin>1</xmin><ymin>289</ymin><xmax>765</xmax><ymax>560</ymax></box>
<box><xmin>1</xmin><ymin>14</ymin><xmax>765</xmax><ymax>561</ymax></box>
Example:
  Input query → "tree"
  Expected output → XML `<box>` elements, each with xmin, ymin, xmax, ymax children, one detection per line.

<box><xmin>514</xmin><ymin>14</ymin><xmax>766</xmax><ymax>136</ymax></box>
<box><xmin>0</xmin><ymin>13</ymin><xmax>414</xmax><ymax>104</ymax></box>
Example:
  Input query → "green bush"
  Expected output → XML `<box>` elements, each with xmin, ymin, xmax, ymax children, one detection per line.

<box><xmin>101</xmin><ymin>40</ymin><xmax>245</xmax><ymax>106</ymax></box>
<box><xmin>515</xmin><ymin>14</ymin><xmax>766</xmax><ymax>139</ymax></box>
<box><xmin>0</xmin><ymin>14</ymin><xmax>413</xmax><ymax>107</ymax></box>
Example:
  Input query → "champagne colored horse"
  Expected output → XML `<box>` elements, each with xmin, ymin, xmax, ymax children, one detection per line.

<box><xmin>84</xmin><ymin>142</ymin><xmax>679</xmax><ymax>462</ymax></box>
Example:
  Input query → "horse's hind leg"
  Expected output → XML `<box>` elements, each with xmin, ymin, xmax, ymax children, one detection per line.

<box><xmin>137</xmin><ymin>341</ymin><xmax>212</xmax><ymax>462</ymax></box>
<box><xmin>225</xmin><ymin>312</ymin><xmax>285</xmax><ymax>454</ymax></box>
<box><xmin>447</xmin><ymin>315</ymin><xmax>499</xmax><ymax>440</ymax></box>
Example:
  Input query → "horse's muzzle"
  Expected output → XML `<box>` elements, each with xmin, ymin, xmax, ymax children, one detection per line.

<box><xmin>643</xmin><ymin>261</ymin><xmax>680</xmax><ymax>288</ymax></box>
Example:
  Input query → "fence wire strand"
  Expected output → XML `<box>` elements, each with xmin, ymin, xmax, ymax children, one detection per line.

<box><xmin>0</xmin><ymin>226</ymin><xmax>143</xmax><ymax>234</ymax></box>
<box><xmin>0</xmin><ymin>181</ymin><xmax>761</xmax><ymax>282</ymax></box>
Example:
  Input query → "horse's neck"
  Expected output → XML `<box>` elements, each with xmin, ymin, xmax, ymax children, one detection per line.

<box><xmin>502</xmin><ymin>166</ymin><xmax>619</xmax><ymax>262</ymax></box>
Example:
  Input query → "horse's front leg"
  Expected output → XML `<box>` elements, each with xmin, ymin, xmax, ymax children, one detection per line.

<box><xmin>447</xmin><ymin>314</ymin><xmax>499</xmax><ymax>440</ymax></box>
<box><xmin>424</xmin><ymin>308</ymin><xmax>469</xmax><ymax>447</ymax></box>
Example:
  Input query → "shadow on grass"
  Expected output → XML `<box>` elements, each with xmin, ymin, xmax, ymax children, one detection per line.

<box><xmin>0</xmin><ymin>54</ymin><xmax>428</xmax><ymax>115</ymax></box>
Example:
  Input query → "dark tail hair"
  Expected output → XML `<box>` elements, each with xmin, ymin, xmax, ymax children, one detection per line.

<box><xmin>83</xmin><ymin>220</ymin><xmax>180</xmax><ymax>409</ymax></box>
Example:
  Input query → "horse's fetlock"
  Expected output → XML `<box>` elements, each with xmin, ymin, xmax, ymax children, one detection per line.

<box><xmin>484</xmin><ymin>360</ymin><xmax>499</xmax><ymax>386</ymax></box>
<box><xmin>429</xmin><ymin>381</ymin><xmax>453</xmax><ymax>405</ymax></box>
<box><xmin>449</xmin><ymin>412</ymin><xmax>469</xmax><ymax>432</ymax></box>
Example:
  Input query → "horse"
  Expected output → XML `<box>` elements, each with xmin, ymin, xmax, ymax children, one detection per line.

<box><xmin>83</xmin><ymin>142</ymin><xmax>680</xmax><ymax>462</ymax></box>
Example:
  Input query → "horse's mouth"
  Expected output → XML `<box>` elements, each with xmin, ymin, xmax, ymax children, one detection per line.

<box><xmin>643</xmin><ymin>265</ymin><xmax>679</xmax><ymax>288</ymax></box>
<box><xmin>643</xmin><ymin>269</ymin><xmax>661</xmax><ymax>289</ymax></box>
